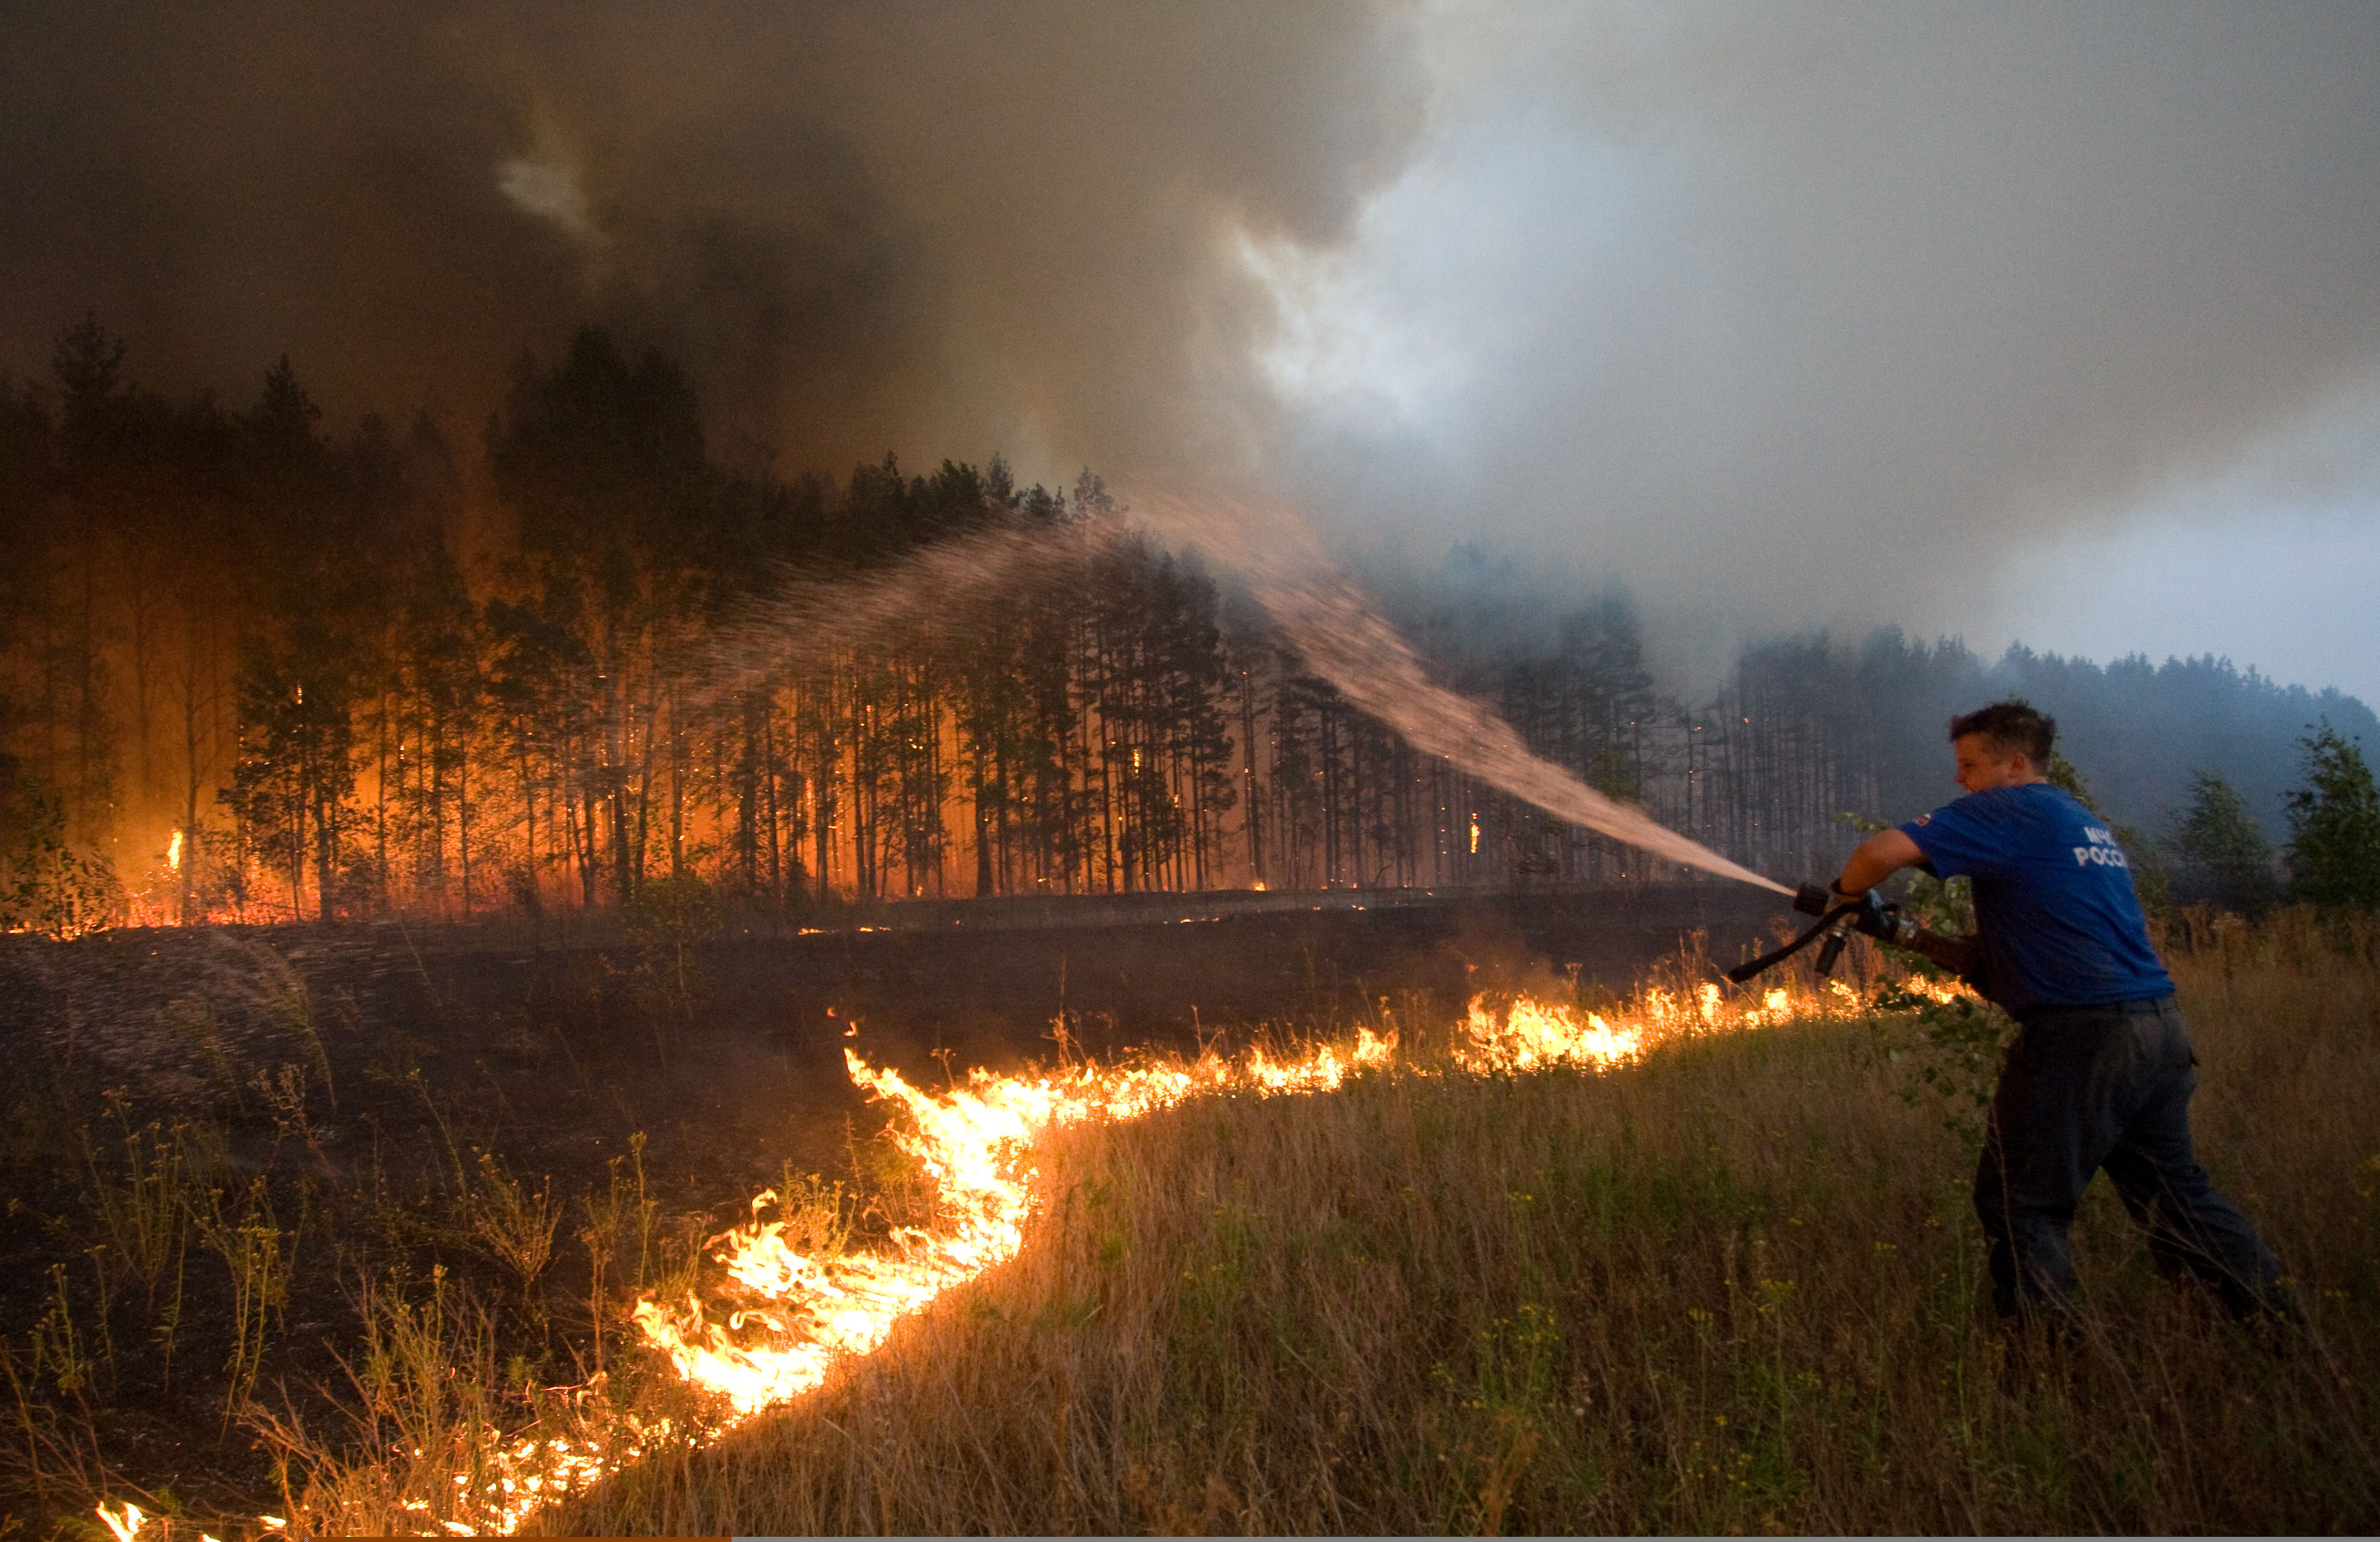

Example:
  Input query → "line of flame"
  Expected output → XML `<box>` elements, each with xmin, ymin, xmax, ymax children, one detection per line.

<box><xmin>95</xmin><ymin>968</ymin><xmax>1970</xmax><ymax>1538</ymax></box>
<box><xmin>631</xmin><ymin>1031</ymin><xmax>1395</xmax><ymax>1416</ymax></box>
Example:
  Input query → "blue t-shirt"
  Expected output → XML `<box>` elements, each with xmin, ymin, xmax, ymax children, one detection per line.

<box><xmin>1898</xmin><ymin>782</ymin><xmax>2171</xmax><ymax>1016</ymax></box>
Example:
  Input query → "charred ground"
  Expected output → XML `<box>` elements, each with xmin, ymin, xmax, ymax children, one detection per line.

<box><xmin>0</xmin><ymin>882</ymin><xmax>1779</xmax><ymax>1529</ymax></box>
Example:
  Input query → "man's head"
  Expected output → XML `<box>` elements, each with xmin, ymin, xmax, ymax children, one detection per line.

<box><xmin>1949</xmin><ymin>700</ymin><xmax>2055</xmax><ymax>793</ymax></box>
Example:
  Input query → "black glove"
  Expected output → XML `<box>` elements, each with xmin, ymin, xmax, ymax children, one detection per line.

<box><xmin>1846</xmin><ymin>890</ymin><xmax>1916</xmax><ymax>946</ymax></box>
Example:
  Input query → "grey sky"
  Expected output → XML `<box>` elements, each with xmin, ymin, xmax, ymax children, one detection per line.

<box><xmin>6</xmin><ymin>1</ymin><xmax>2375</xmax><ymax>702</ymax></box>
<box><xmin>1257</xmin><ymin>3</ymin><xmax>2380</xmax><ymax>702</ymax></box>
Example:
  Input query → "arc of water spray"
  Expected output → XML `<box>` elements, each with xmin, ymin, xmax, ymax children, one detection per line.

<box><xmin>1134</xmin><ymin>495</ymin><xmax>1790</xmax><ymax>896</ymax></box>
<box><xmin>701</xmin><ymin>520</ymin><xmax>1081</xmax><ymax>684</ymax></box>
<box><xmin>704</xmin><ymin>496</ymin><xmax>1786</xmax><ymax>896</ymax></box>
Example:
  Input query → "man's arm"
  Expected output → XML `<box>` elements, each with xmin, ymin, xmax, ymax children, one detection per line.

<box><xmin>1833</xmin><ymin>828</ymin><xmax>1924</xmax><ymax>898</ymax></box>
<box><xmin>1832</xmin><ymin>828</ymin><xmax>1983</xmax><ymax>982</ymax></box>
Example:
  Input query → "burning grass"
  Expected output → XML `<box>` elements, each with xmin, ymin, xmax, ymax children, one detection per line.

<box><xmin>544</xmin><ymin>914</ymin><xmax>2377</xmax><ymax>1536</ymax></box>
<box><xmin>49</xmin><ymin>911</ymin><xmax>2380</xmax><ymax>1535</ymax></box>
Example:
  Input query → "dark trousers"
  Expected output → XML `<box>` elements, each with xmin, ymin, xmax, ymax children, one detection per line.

<box><xmin>1973</xmin><ymin>995</ymin><xmax>2289</xmax><ymax>1321</ymax></box>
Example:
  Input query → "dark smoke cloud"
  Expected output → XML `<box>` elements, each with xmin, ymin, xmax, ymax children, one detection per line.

<box><xmin>7</xmin><ymin>2</ymin><xmax>2376</xmax><ymax>690</ymax></box>
<box><xmin>1</xmin><ymin>1</ymin><xmax>1423</xmax><ymax>478</ymax></box>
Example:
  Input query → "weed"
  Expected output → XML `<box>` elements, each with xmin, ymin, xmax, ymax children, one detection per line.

<box><xmin>621</xmin><ymin>875</ymin><xmax>721</xmax><ymax>1055</ymax></box>
<box><xmin>201</xmin><ymin>1177</ymin><xmax>294</xmax><ymax>1421</ymax></box>
<box><xmin>604</xmin><ymin>1131</ymin><xmax>659</xmax><ymax>1294</ymax></box>
<box><xmin>768</xmin><ymin>1167</ymin><xmax>854</xmax><ymax>1259</ymax></box>
<box><xmin>78</xmin><ymin>1105</ymin><xmax>208</xmax><ymax>1313</ymax></box>
<box><xmin>252</xmin><ymin>1062</ymin><xmax>319</xmax><ymax>1150</ymax></box>
<box><xmin>168</xmin><ymin>1002</ymin><xmax>245</xmax><ymax>1112</ymax></box>
<box><xmin>1869</xmin><ymin>979</ymin><xmax>2016</xmax><ymax>1145</ymax></box>
<box><xmin>462</xmin><ymin>1149</ymin><xmax>562</xmax><ymax>1299</ymax></box>
<box><xmin>249</xmin><ymin>1259</ymin><xmax>717</xmax><ymax>1536</ymax></box>
<box><xmin>27</xmin><ymin>1265</ymin><xmax>98</xmax><ymax>1411</ymax></box>
<box><xmin>261</xmin><ymin>973</ymin><xmax>339</xmax><ymax>1118</ymax></box>
<box><xmin>580</xmin><ymin>1133</ymin><xmax>661</xmax><ymax>1375</ymax></box>
<box><xmin>250</xmin><ymin>1265</ymin><xmax>503</xmax><ymax>1530</ymax></box>
<box><xmin>1</xmin><ymin>1332</ymin><xmax>106</xmax><ymax>1510</ymax></box>
<box><xmin>402</xmin><ymin>1068</ymin><xmax>470</xmax><ymax>1193</ymax></box>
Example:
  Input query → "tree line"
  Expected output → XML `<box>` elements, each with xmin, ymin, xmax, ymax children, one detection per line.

<box><xmin>3</xmin><ymin>320</ymin><xmax>2375</xmax><ymax>933</ymax></box>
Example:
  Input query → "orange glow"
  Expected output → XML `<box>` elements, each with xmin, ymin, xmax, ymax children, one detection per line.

<box><xmin>207</xmin><ymin>964</ymin><xmax>1972</xmax><ymax>1537</ymax></box>
<box><xmin>633</xmin><ymin>1031</ymin><xmax>1393</xmax><ymax>1416</ymax></box>
<box><xmin>1455</xmin><ymin>994</ymin><xmax>1641</xmax><ymax>1071</ymax></box>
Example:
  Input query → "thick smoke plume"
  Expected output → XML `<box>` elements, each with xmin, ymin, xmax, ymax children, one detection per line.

<box><xmin>0</xmin><ymin>1</ymin><xmax>1419</xmax><ymax>482</ymax></box>
<box><xmin>1278</xmin><ymin>3</ymin><xmax>2380</xmax><ymax>655</ymax></box>
<box><xmin>7</xmin><ymin>3</ymin><xmax>2377</xmax><ymax>676</ymax></box>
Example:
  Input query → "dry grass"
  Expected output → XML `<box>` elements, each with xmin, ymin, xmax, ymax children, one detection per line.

<box><xmin>538</xmin><ymin>910</ymin><xmax>2380</xmax><ymax>1536</ymax></box>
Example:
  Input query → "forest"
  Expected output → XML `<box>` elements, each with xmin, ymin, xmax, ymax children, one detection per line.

<box><xmin>4</xmin><ymin>320</ymin><xmax>2374</xmax><ymax>932</ymax></box>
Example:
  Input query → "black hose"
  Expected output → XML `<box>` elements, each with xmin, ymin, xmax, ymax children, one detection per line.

<box><xmin>1724</xmin><ymin>901</ymin><xmax>1860</xmax><ymax>985</ymax></box>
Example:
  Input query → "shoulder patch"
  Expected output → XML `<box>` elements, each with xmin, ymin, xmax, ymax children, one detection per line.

<box><xmin>1914</xmin><ymin>813</ymin><xmax>1931</xmax><ymax>826</ymax></box>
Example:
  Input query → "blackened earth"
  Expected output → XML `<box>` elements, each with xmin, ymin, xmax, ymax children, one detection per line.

<box><xmin>0</xmin><ymin>881</ymin><xmax>1786</xmax><ymax>1527</ymax></box>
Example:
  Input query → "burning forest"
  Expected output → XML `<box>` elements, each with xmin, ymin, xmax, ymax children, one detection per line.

<box><xmin>4</xmin><ymin>323</ymin><xmax>1714</xmax><ymax>931</ymax></box>
<box><xmin>3</xmin><ymin>316</ymin><xmax>2377</xmax><ymax>1537</ymax></box>
<box><xmin>4</xmin><ymin>315</ymin><xmax>2378</xmax><ymax>1541</ymax></box>
<box><xmin>8</xmin><ymin>3</ymin><xmax>2380</xmax><ymax>1534</ymax></box>
<box><xmin>1</xmin><ymin>324</ymin><xmax>2365</xmax><ymax>939</ymax></box>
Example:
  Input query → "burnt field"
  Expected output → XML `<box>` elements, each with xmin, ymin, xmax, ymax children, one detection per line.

<box><xmin>0</xmin><ymin>882</ymin><xmax>1780</xmax><ymax>1530</ymax></box>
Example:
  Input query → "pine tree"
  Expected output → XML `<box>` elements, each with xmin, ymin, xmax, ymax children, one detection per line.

<box><xmin>2283</xmin><ymin>722</ymin><xmax>2380</xmax><ymax>908</ymax></box>
<box><xmin>2169</xmin><ymin>769</ymin><xmax>2276</xmax><ymax>912</ymax></box>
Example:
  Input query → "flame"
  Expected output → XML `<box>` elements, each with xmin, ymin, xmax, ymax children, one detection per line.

<box><xmin>442</xmin><ymin>1431</ymin><xmax>659</xmax><ymax>1537</ymax></box>
<box><xmin>1450</xmin><ymin>965</ymin><xmax>1967</xmax><ymax>1075</ymax></box>
<box><xmin>166</xmin><ymin>829</ymin><xmax>184</xmax><ymax>873</ymax></box>
<box><xmin>633</xmin><ymin>1031</ymin><xmax>1393</xmax><ymax>1415</ymax></box>
<box><xmin>1455</xmin><ymin>995</ymin><xmax>1641</xmax><ymax>1071</ymax></box>
<box><xmin>636</xmin><ymin>964</ymin><xmax>1946</xmax><ymax>1418</ymax></box>
<box><xmin>247</xmin><ymin>962</ymin><xmax>1970</xmax><ymax>1535</ymax></box>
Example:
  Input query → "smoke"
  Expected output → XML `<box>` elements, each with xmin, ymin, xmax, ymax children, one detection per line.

<box><xmin>0</xmin><ymin>1</ymin><xmax>1422</xmax><ymax>478</ymax></box>
<box><xmin>1257</xmin><ymin>3</ymin><xmax>2380</xmax><ymax>679</ymax></box>
<box><xmin>6</xmin><ymin>3</ymin><xmax>2375</xmax><ymax>681</ymax></box>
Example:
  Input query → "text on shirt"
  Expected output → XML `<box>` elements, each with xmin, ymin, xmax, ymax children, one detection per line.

<box><xmin>2074</xmin><ymin>825</ymin><xmax>2129</xmax><ymax>869</ymax></box>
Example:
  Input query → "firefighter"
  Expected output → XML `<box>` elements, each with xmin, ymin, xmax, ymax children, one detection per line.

<box><xmin>1831</xmin><ymin>699</ymin><xmax>2294</xmax><ymax>1328</ymax></box>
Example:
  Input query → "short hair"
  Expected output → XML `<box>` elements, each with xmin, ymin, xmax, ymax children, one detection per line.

<box><xmin>1948</xmin><ymin>699</ymin><xmax>2055</xmax><ymax>766</ymax></box>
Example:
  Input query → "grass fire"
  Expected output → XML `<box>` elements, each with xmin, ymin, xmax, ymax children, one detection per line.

<box><xmin>0</xmin><ymin>897</ymin><xmax>2369</xmax><ymax>1537</ymax></box>
<box><xmin>11</xmin><ymin>6</ymin><xmax>2380</xmax><ymax>1535</ymax></box>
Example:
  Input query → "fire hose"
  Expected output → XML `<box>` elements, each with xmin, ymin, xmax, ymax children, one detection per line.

<box><xmin>1725</xmin><ymin>882</ymin><xmax>1974</xmax><ymax>987</ymax></box>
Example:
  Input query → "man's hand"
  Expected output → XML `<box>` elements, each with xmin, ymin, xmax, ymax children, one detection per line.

<box><xmin>1842</xmin><ymin>890</ymin><xmax>1907</xmax><ymax>943</ymax></box>
<box><xmin>1833</xmin><ymin>827</ymin><xmax>1925</xmax><ymax>898</ymax></box>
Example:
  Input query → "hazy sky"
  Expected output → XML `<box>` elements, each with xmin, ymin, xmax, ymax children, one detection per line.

<box><xmin>6</xmin><ymin>1</ymin><xmax>2377</xmax><ymax>702</ymax></box>
<box><xmin>1253</xmin><ymin>3</ymin><xmax>2380</xmax><ymax>701</ymax></box>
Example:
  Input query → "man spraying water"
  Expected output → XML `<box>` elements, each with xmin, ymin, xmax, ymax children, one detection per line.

<box><xmin>1830</xmin><ymin>700</ymin><xmax>2296</xmax><ymax>1329</ymax></box>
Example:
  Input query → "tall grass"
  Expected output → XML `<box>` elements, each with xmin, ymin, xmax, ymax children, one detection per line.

<box><xmin>541</xmin><ymin>910</ymin><xmax>2380</xmax><ymax>1535</ymax></box>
